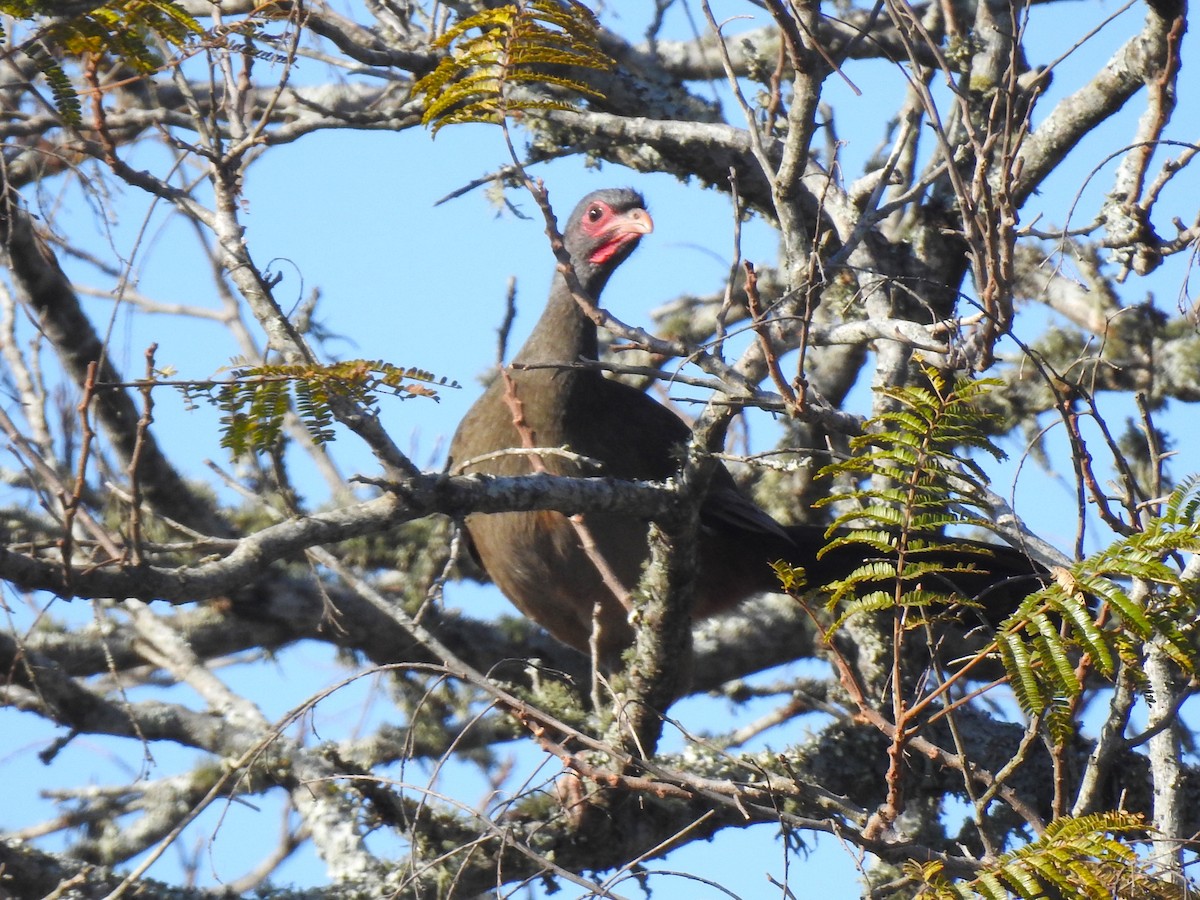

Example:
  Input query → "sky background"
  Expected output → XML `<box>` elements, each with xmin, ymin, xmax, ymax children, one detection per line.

<box><xmin>4</xmin><ymin>0</ymin><xmax>1200</xmax><ymax>895</ymax></box>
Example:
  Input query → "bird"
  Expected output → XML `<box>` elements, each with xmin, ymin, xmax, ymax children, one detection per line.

<box><xmin>448</xmin><ymin>188</ymin><xmax>1043</xmax><ymax>661</ymax></box>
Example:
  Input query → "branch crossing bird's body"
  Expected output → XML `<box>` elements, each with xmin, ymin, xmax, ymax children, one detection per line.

<box><xmin>449</xmin><ymin>189</ymin><xmax>1042</xmax><ymax>660</ymax></box>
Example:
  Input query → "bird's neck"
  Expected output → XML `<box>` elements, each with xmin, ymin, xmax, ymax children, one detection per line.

<box><xmin>512</xmin><ymin>274</ymin><xmax>600</xmax><ymax>365</ymax></box>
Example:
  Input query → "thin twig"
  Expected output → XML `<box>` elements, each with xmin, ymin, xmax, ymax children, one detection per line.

<box><xmin>126</xmin><ymin>345</ymin><xmax>158</xmax><ymax>566</ymax></box>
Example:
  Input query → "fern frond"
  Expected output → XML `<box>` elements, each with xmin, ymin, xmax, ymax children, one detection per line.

<box><xmin>997</xmin><ymin>586</ymin><xmax>1102</xmax><ymax>741</ymax></box>
<box><xmin>908</xmin><ymin>812</ymin><xmax>1177</xmax><ymax>899</ymax></box>
<box><xmin>1080</xmin><ymin>480</ymin><xmax>1200</xmax><ymax>595</ymax></box>
<box><xmin>996</xmin><ymin>479</ymin><xmax>1200</xmax><ymax>740</ymax></box>
<box><xmin>1053</xmin><ymin>591</ymin><xmax>1114</xmax><ymax>672</ymax></box>
<box><xmin>22</xmin><ymin>42</ymin><xmax>82</xmax><ymax>124</ymax></box>
<box><xmin>824</xmin><ymin>559</ymin><xmax>906</xmax><ymax>603</ymax></box>
<box><xmin>139</xmin><ymin>0</ymin><xmax>205</xmax><ymax>46</ymax></box>
<box><xmin>829</xmin><ymin>591</ymin><xmax>897</xmax><ymax>630</ymax></box>
<box><xmin>998</xmin><ymin>632</ymin><xmax>1043</xmax><ymax>716</ymax></box>
<box><xmin>413</xmin><ymin>0</ymin><xmax>612</xmax><ymax>134</ymax></box>
<box><xmin>13</xmin><ymin>0</ymin><xmax>204</xmax><ymax>124</ymax></box>
<box><xmin>770</xmin><ymin>560</ymin><xmax>808</xmax><ymax>593</ymax></box>
<box><xmin>814</xmin><ymin>367</ymin><xmax>1011</xmax><ymax>626</ymax></box>
<box><xmin>204</xmin><ymin>360</ymin><xmax>457</xmax><ymax>457</ymax></box>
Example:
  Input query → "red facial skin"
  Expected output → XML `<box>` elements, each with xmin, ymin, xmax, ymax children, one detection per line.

<box><xmin>577</xmin><ymin>199</ymin><xmax>654</xmax><ymax>268</ymax></box>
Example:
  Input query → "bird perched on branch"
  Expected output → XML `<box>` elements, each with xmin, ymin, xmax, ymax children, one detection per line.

<box><xmin>449</xmin><ymin>188</ymin><xmax>1042</xmax><ymax>660</ymax></box>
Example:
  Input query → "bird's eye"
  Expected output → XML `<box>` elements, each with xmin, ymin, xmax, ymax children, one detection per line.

<box><xmin>587</xmin><ymin>205</ymin><xmax>604</xmax><ymax>222</ymax></box>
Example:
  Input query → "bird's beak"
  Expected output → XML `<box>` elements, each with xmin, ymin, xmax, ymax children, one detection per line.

<box><xmin>611</xmin><ymin>208</ymin><xmax>654</xmax><ymax>238</ymax></box>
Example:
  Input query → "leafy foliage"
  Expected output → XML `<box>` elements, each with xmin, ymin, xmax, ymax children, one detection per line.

<box><xmin>907</xmin><ymin>812</ymin><xmax>1182</xmax><ymax>899</ymax></box>
<box><xmin>20</xmin><ymin>41</ymin><xmax>82</xmax><ymax>125</ymax></box>
<box><xmin>205</xmin><ymin>360</ymin><xmax>457</xmax><ymax>457</ymax></box>
<box><xmin>811</xmin><ymin>367</ymin><xmax>1008</xmax><ymax>630</ymax></box>
<box><xmin>412</xmin><ymin>0</ymin><xmax>611</xmax><ymax>134</ymax></box>
<box><xmin>2</xmin><ymin>0</ymin><xmax>205</xmax><ymax>124</ymax></box>
<box><xmin>998</xmin><ymin>476</ymin><xmax>1200</xmax><ymax>744</ymax></box>
<box><xmin>799</xmin><ymin>366</ymin><xmax>1200</xmax><ymax>746</ymax></box>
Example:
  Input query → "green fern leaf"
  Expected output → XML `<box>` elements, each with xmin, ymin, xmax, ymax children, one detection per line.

<box><xmin>1054</xmin><ymin>592</ymin><xmax>1114</xmax><ymax>674</ymax></box>
<box><xmin>22</xmin><ymin>42</ymin><xmax>81</xmax><ymax>124</ymax></box>
<box><xmin>1145</xmin><ymin>609</ymin><xmax>1198</xmax><ymax>670</ymax></box>
<box><xmin>13</xmin><ymin>0</ymin><xmax>203</xmax><ymax>124</ymax></box>
<box><xmin>936</xmin><ymin>812</ymin><xmax>1159</xmax><ymax>899</ymax></box>
<box><xmin>998</xmin><ymin>633</ymin><xmax>1043</xmax><ymax>717</ymax></box>
<box><xmin>814</xmin><ymin>367</ymin><xmax>1018</xmax><ymax>626</ymax></box>
<box><xmin>201</xmin><ymin>360</ymin><xmax>457</xmax><ymax>457</ymax></box>
<box><xmin>824</xmin><ymin>558</ymin><xmax>904</xmax><ymax>597</ymax></box>
<box><xmin>893</xmin><ymin>588</ymin><xmax>964</xmax><ymax>611</ymax></box>
<box><xmin>770</xmin><ymin>560</ymin><xmax>808</xmax><ymax>593</ymax></box>
<box><xmin>829</xmin><ymin>591</ymin><xmax>897</xmax><ymax>630</ymax></box>
<box><xmin>1031</xmin><ymin>615</ymin><xmax>1079</xmax><ymax>696</ymax></box>
<box><xmin>1000</xmin><ymin>859</ymin><xmax>1047</xmax><ymax>898</ymax></box>
<box><xmin>413</xmin><ymin>0</ymin><xmax>613</xmax><ymax>134</ymax></box>
<box><xmin>141</xmin><ymin>0</ymin><xmax>205</xmax><ymax>44</ymax></box>
<box><xmin>974</xmin><ymin>871</ymin><xmax>1009</xmax><ymax>899</ymax></box>
<box><xmin>821</xmin><ymin>529</ymin><xmax>904</xmax><ymax>556</ymax></box>
<box><xmin>1077</xmin><ymin>576</ymin><xmax>1153</xmax><ymax>636</ymax></box>
<box><xmin>996</xmin><ymin>476</ymin><xmax>1200</xmax><ymax>730</ymax></box>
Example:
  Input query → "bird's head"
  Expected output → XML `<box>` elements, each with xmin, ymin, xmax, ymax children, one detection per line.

<box><xmin>562</xmin><ymin>188</ymin><xmax>653</xmax><ymax>293</ymax></box>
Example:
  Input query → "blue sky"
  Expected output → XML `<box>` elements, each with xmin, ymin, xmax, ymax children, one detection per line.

<box><xmin>4</xmin><ymin>0</ymin><xmax>1200</xmax><ymax>895</ymax></box>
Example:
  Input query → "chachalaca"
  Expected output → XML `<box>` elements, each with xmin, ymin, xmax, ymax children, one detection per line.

<box><xmin>449</xmin><ymin>188</ymin><xmax>1043</xmax><ymax>659</ymax></box>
